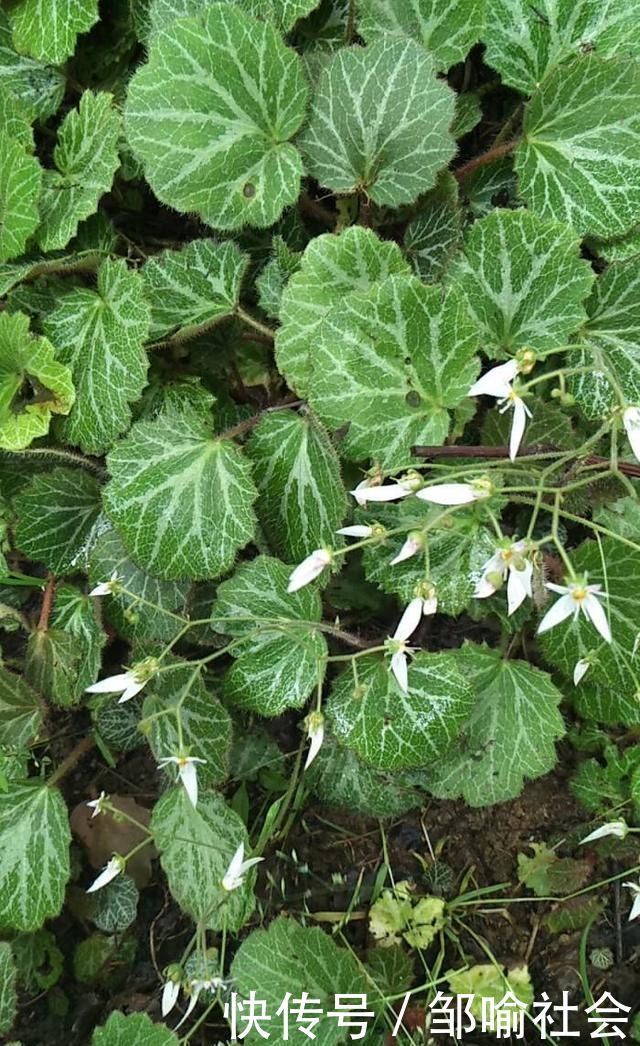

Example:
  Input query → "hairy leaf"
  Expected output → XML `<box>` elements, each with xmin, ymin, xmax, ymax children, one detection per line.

<box><xmin>0</xmin><ymin>942</ymin><xmax>17</xmax><ymax>1035</ymax></box>
<box><xmin>299</xmin><ymin>37</ymin><xmax>456</xmax><ymax>207</ymax></box>
<box><xmin>358</xmin><ymin>0</ymin><xmax>485</xmax><ymax>71</ymax></box>
<box><xmin>0</xmin><ymin>667</ymin><xmax>42</xmax><ymax>749</ymax></box>
<box><xmin>91</xmin><ymin>1011</ymin><xmax>178</xmax><ymax>1045</ymax></box>
<box><xmin>13</xmin><ymin>467</ymin><xmax>102</xmax><ymax>574</ymax></box>
<box><xmin>0</xmin><ymin>11</ymin><xmax>65</xmax><ymax>120</ymax></box>
<box><xmin>125</xmin><ymin>6</ymin><xmax>309</xmax><ymax>230</ymax></box>
<box><xmin>10</xmin><ymin>0</ymin><xmax>100</xmax><ymax>64</ymax></box>
<box><xmin>0</xmin><ymin>137</ymin><xmax>41</xmax><ymax>263</ymax></box>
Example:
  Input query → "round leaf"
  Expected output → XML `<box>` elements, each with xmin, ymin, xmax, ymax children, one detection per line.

<box><xmin>358</xmin><ymin>0</ymin><xmax>485</xmax><ymax>72</ymax></box>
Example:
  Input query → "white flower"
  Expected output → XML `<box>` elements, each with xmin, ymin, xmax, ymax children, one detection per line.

<box><xmin>162</xmin><ymin>976</ymin><xmax>181</xmax><ymax>1018</ymax></box>
<box><xmin>474</xmin><ymin>539</ymin><xmax>533</xmax><ymax>616</ymax></box>
<box><xmin>85</xmin><ymin>657</ymin><xmax>159</xmax><ymax>704</ymax></box>
<box><xmin>580</xmin><ymin>819</ymin><xmax>628</xmax><ymax>845</ymax></box>
<box><xmin>467</xmin><ymin>360</ymin><xmax>531</xmax><ymax>460</ymax></box>
<box><xmin>287</xmin><ymin>549</ymin><xmax>332</xmax><ymax>593</ymax></box>
<box><xmin>221</xmin><ymin>842</ymin><xmax>263</xmax><ymax>892</ymax></box>
<box><xmin>623</xmin><ymin>406</ymin><xmax>640</xmax><ymax>462</ymax></box>
<box><xmin>337</xmin><ymin>525</ymin><xmax>374</xmax><ymax>538</ymax></box>
<box><xmin>350</xmin><ymin>474</ymin><xmax>419</xmax><ymax>504</ymax></box>
<box><xmin>87</xmin><ymin>855</ymin><xmax>125</xmax><ymax>893</ymax></box>
<box><xmin>385</xmin><ymin>592</ymin><xmax>436</xmax><ymax>693</ymax></box>
<box><xmin>303</xmin><ymin>711</ymin><xmax>324</xmax><ymax>769</ymax></box>
<box><xmin>390</xmin><ymin>532</ymin><xmax>424</xmax><ymax>566</ymax></box>
<box><xmin>537</xmin><ymin>579</ymin><xmax>611</xmax><ymax>643</ymax></box>
<box><xmin>416</xmin><ymin>478</ymin><xmax>492</xmax><ymax>506</ymax></box>
<box><xmin>623</xmin><ymin>880</ymin><xmax>640</xmax><ymax>921</ymax></box>
<box><xmin>351</xmin><ymin>477</ymin><xmax>375</xmax><ymax>506</ymax></box>
<box><xmin>89</xmin><ymin>572</ymin><xmax>122</xmax><ymax>597</ymax></box>
<box><xmin>573</xmin><ymin>658</ymin><xmax>591</xmax><ymax>685</ymax></box>
<box><xmin>468</xmin><ymin>360</ymin><xmax>519</xmax><ymax>399</ymax></box>
<box><xmin>87</xmin><ymin>791</ymin><xmax>108</xmax><ymax>818</ymax></box>
<box><xmin>158</xmin><ymin>754</ymin><xmax>206</xmax><ymax>808</ymax></box>
<box><xmin>175</xmin><ymin>977</ymin><xmax>226</xmax><ymax>1029</ymax></box>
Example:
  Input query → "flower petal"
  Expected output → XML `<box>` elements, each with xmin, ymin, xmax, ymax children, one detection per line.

<box><xmin>390</xmin><ymin>649</ymin><xmax>408</xmax><ymax>693</ymax></box>
<box><xmin>393</xmin><ymin>597</ymin><xmax>423</xmax><ymax>642</ymax></box>
<box><xmin>415</xmin><ymin>483</ymin><xmax>478</xmax><ymax>506</ymax></box>
<box><xmin>351</xmin><ymin>482</ymin><xmax>412</xmax><ymax>503</ymax></box>
<box><xmin>85</xmin><ymin>672</ymin><xmax>133</xmax><ymax>695</ymax></box>
<box><xmin>623</xmin><ymin>406</ymin><xmax>640</xmax><ymax>463</ymax></box>
<box><xmin>390</xmin><ymin>535</ymin><xmax>422</xmax><ymax>566</ymax></box>
<box><xmin>119</xmin><ymin>678</ymin><xmax>147</xmax><ymax>703</ymax></box>
<box><xmin>507</xmin><ymin>559</ymin><xmax>532</xmax><ymax>616</ymax></box>
<box><xmin>582</xmin><ymin>592</ymin><xmax>612</xmax><ymax>643</ymax></box>
<box><xmin>467</xmin><ymin>360</ymin><xmax>518</xmax><ymax>399</ymax></box>
<box><xmin>474</xmin><ymin>576</ymin><xmax>497</xmax><ymax>599</ymax></box>
<box><xmin>573</xmin><ymin>658</ymin><xmax>590</xmax><ymax>686</ymax></box>
<box><xmin>537</xmin><ymin>593</ymin><xmax>575</xmax><ymax>634</ymax></box>
<box><xmin>87</xmin><ymin>858</ymin><xmax>121</xmax><ymax>893</ymax></box>
<box><xmin>287</xmin><ymin>549</ymin><xmax>331</xmax><ymax>593</ymax></box>
<box><xmin>508</xmin><ymin>397</ymin><xmax>529</xmax><ymax>461</ymax></box>
<box><xmin>179</xmin><ymin>760</ymin><xmax>199</xmax><ymax>808</ymax></box>
<box><xmin>336</xmin><ymin>525</ymin><xmax>372</xmax><ymax>538</ymax></box>
<box><xmin>162</xmin><ymin>979</ymin><xmax>181</xmax><ymax>1017</ymax></box>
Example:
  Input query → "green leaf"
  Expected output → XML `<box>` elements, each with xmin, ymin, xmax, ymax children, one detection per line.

<box><xmin>256</xmin><ymin>236</ymin><xmax>301</xmax><ymax>321</ymax></box>
<box><xmin>485</xmin><ymin>0</ymin><xmax>640</xmax><ymax>94</ymax></box>
<box><xmin>0</xmin><ymin>85</ymin><xmax>33</xmax><ymax>151</ymax></box>
<box><xmin>148</xmin><ymin>0</ymin><xmax>320</xmax><ymax>36</ymax></box>
<box><xmin>0</xmin><ymin>137</ymin><xmax>41</xmax><ymax>263</ymax></box>
<box><xmin>426</xmin><ymin>646</ymin><xmax>565</xmax><ymax>806</ymax></box>
<box><xmin>231</xmin><ymin>919</ymin><xmax>372</xmax><ymax>1045</ymax></box>
<box><xmin>298</xmin><ymin>37</ymin><xmax>456</xmax><ymax>207</ymax></box>
<box><xmin>73</xmin><ymin>932</ymin><xmax>118</xmax><ymax>984</ymax></box>
<box><xmin>10</xmin><ymin>0</ymin><xmax>100</xmax><ymax>64</ymax></box>
<box><xmin>0</xmin><ymin>667</ymin><xmax>42</xmax><ymax>748</ymax></box>
<box><xmin>13</xmin><ymin>467</ymin><xmax>102</xmax><ymax>574</ymax></box>
<box><xmin>213</xmin><ymin>556</ymin><xmax>327</xmax><ymax>716</ymax></box>
<box><xmin>143</xmin><ymin>662</ymin><xmax>232</xmax><ymax>785</ymax></box>
<box><xmin>25</xmin><ymin>628</ymin><xmax>85</xmax><ymax>708</ymax></box>
<box><xmin>327</xmin><ymin>652</ymin><xmax>473</xmax><ymax>770</ymax></box>
<box><xmin>91</xmin><ymin>1011</ymin><xmax>178</xmax><ymax>1046</ymax></box>
<box><xmin>142</xmin><ymin>239</ymin><xmax>248</xmax><ymax>341</ymax></box>
<box><xmin>151</xmin><ymin>786</ymin><xmax>255</xmax><ymax>931</ymax></box>
<box><xmin>12</xmin><ymin>929</ymin><xmax>63</xmax><ymax>991</ymax></box>
<box><xmin>103</xmin><ymin>410</ymin><xmax>258</xmax><ymax>581</ymax></box>
<box><xmin>357</xmin><ymin>0</ymin><xmax>485</xmax><ymax>71</ymax></box>
<box><xmin>37</xmin><ymin>90</ymin><xmax>121</xmax><ymax>252</ymax></box>
<box><xmin>570</xmin><ymin>260</ymin><xmax>640</xmax><ymax>417</ymax></box>
<box><xmin>125</xmin><ymin>6</ymin><xmax>309</xmax><ymax>231</ymax></box>
<box><xmin>309</xmin><ymin>276</ymin><xmax>480</xmax><ymax>467</ymax></box>
<box><xmin>360</xmin><ymin>502</ymin><xmax>496</xmax><ymax>615</ymax></box>
<box><xmin>306</xmin><ymin>731</ymin><xmax>422</xmax><ymax>817</ymax></box>
<box><xmin>540</xmin><ymin>535</ymin><xmax>640</xmax><ymax>714</ymax></box>
<box><xmin>0</xmin><ymin>311</ymin><xmax>74</xmax><ymax>451</ymax></box>
<box><xmin>403</xmin><ymin>172</ymin><xmax>462</xmax><ymax>284</ymax></box>
<box><xmin>0</xmin><ymin>942</ymin><xmax>17</xmax><ymax>1035</ymax></box>
<box><xmin>516</xmin><ymin>57</ymin><xmax>640</xmax><ymax>239</ymax></box>
<box><xmin>0</xmin><ymin>781</ymin><xmax>71</xmax><ymax>931</ymax></box>
<box><xmin>574</xmin><ymin>679</ymin><xmax>640</xmax><ymax>727</ymax></box>
<box><xmin>247</xmin><ymin>410</ymin><xmax>346</xmax><ymax>563</ymax></box>
<box><xmin>276</xmin><ymin>226</ymin><xmax>410</xmax><ymax>398</ymax></box>
<box><xmin>0</xmin><ymin>11</ymin><xmax>65</xmax><ymax>121</ymax></box>
<box><xmin>92</xmin><ymin>875</ymin><xmax>138</xmax><ymax>934</ymax></box>
<box><xmin>51</xmin><ymin>584</ymin><xmax>106</xmax><ymax>693</ymax></box>
<box><xmin>88</xmin><ymin>527</ymin><xmax>189</xmax><ymax>643</ymax></box>
<box><xmin>43</xmin><ymin>259</ymin><xmax>150</xmax><ymax>454</ymax></box>
<box><xmin>449</xmin><ymin>209</ymin><xmax>594</xmax><ymax>357</ymax></box>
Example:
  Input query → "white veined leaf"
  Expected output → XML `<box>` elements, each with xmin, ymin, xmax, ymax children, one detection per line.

<box><xmin>327</xmin><ymin>652</ymin><xmax>474</xmax><ymax>770</ymax></box>
<box><xmin>484</xmin><ymin>0</ymin><xmax>640</xmax><ymax>95</ymax></box>
<box><xmin>0</xmin><ymin>11</ymin><xmax>65</xmax><ymax>121</ymax></box>
<box><xmin>231</xmin><ymin>919</ymin><xmax>372</xmax><ymax>1044</ymax></box>
<box><xmin>142</xmin><ymin>239</ymin><xmax>248</xmax><ymax>341</ymax></box>
<box><xmin>125</xmin><ymin>6</ymin><xmax>309</xmax><ymax>231</ymax></box>
<box><xmin>51</xmin><ymin>584</ymin><xmax>106</xmax><ymax>693</ymax></box>
<box><xmin>0</xmin><ymin>942</ymin><xmax>16</xmax><ymax>1035</ymax></box>
<box><xmin>151</xmin><ymin>786</ymin><xmax>255</xmax><ymax>931</ymax></box>
<box><xmin>540</xmin><ymin>535</ymin><xmax>640</xmax><ymax>710</ymax></box>
<box><xmin>403</xmin><ymin>172</ymin><xmax>462</xmax><ymax>284</ymax></box>
<box><xmin>10</xmin><ymin>0</ymin><xmax>99</xmax><ymax>65</ymax></box>
<box><xmin>516</xmin><ymin>56</ymin><xmax>640</xmax><ymax>239</ymax></box>
<box><xmin>43</xmin><ymin>258</ymin><xmax>150</xmax><ymax>454</ymax></box>
<box><xmin>309</xmin><ymin>275</ymin><xmax>480</xmax><ymax>468</ymax></box>
<box><xmin>449</xmin><ymin>209</ymin><xmax>594</xmax><ymax>357</ymax></box>
<box><xmin>0</xmin><ymin>781</ymin><xmax>71</xmax><ymax>931</ymax></box>
<box><xmin>256</xmin><ymin>236</ymin><xmax>301</xmax><ymax>321</ymax></box>
<box><xmin>306</xmin><ymin>730</ymin><xmax>422</xmax><ymax>818</ymax></box>
<box><xmin>0</xmin><ymin>136</ymin><xmax>41</xmax><ymax>263</ymax></box>
<box><xmin>25</xmin><ymin>628</ymin><xmax>85</xmax><ymax>708</ymax></box>
<box><xmin>424</xmin><ymin>645</ymin><xmax>565</xmax><ymax>806</ymax></box>
<box><xmin>88</xmin><ymin>526</ymin><xmax>189</xmax><ymax>643</ymax></box>
<box><xmin>298</xmin><ymin>37</ymin><xmax>456</xmax><ymax>207</ymax></box>
<box><xmin>247</xmin><ymin>410</ymin><xmax>346</xmax><ymax>563</ymax></box>
<box><xmin>37</xmin><ymin>91</ymin><xmax>121</xmax><ymax>252</ymax></box>
<box><xmin>357</xmin><ymin>0</ymin><xmax>485</xmax><ymax>71</ymax></box>
<box><xmin>276</xmin><ymin>226</ymin><xmax>410</xmax><ymax>398</ymax></box>
<box><xmin>573</xmin><ymin>679</ymin><xmax>640</xmax><ymax>728</ymax></box>
<box><xmin>212</xmin><ymin>555</ymin><xmax>327</xmax><ymax>716</ymax></box>
<box><xmin>91</xmin><ymin>874</ymin><xmax>139</xmax><ymax>934</ymax></box>
<box><xmin>91</xmin><ymin>1011</ymin><xmax>179</xmax><ymax>1046</ymax></box>
<box><xmin>0</xmin><ymin>84</ymin><xmax>34</xmax><ymax>150</ymax></box>
<box><xmin>103</xmin><ymin>410</ymin><xmax>258</xmax><ymax>581</ymax></box>
<box><xmin>13</xmin><ymin>467</ymin><xmax>102</xmax><ymax>574</ymax></box>
<box><xmin>451</xmin><ymin>92</ymin><xmax>482</xmax><ymax>138</ymax></box>
<box><xmin>0</xmin><ymin>666</ymin><xmax>42</xmax><ymax>749</ymax></box>
<box><xmin>148</xmin><ymin>0</ymin><xmax>321</xmax><ymax>36</ymax></box>
<box><xmin>569</xmin><ymin>260</ymin><xmax>640</xmax><ymax>417</ymax></box>
<box><xmin>143</xmin><ymin>662</ymin><xmax>232</xmax><ymax>785</ymax></box>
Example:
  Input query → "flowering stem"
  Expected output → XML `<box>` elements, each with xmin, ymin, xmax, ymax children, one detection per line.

<box><xmin>235</xmin><ymin>305</ymin><xmax>275</xmax><ymax>341</ymax></box>
<box><xmin>454</xmin><ymin>139</ymin><xmax>518</xmax><ymax>181</ymax></box>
